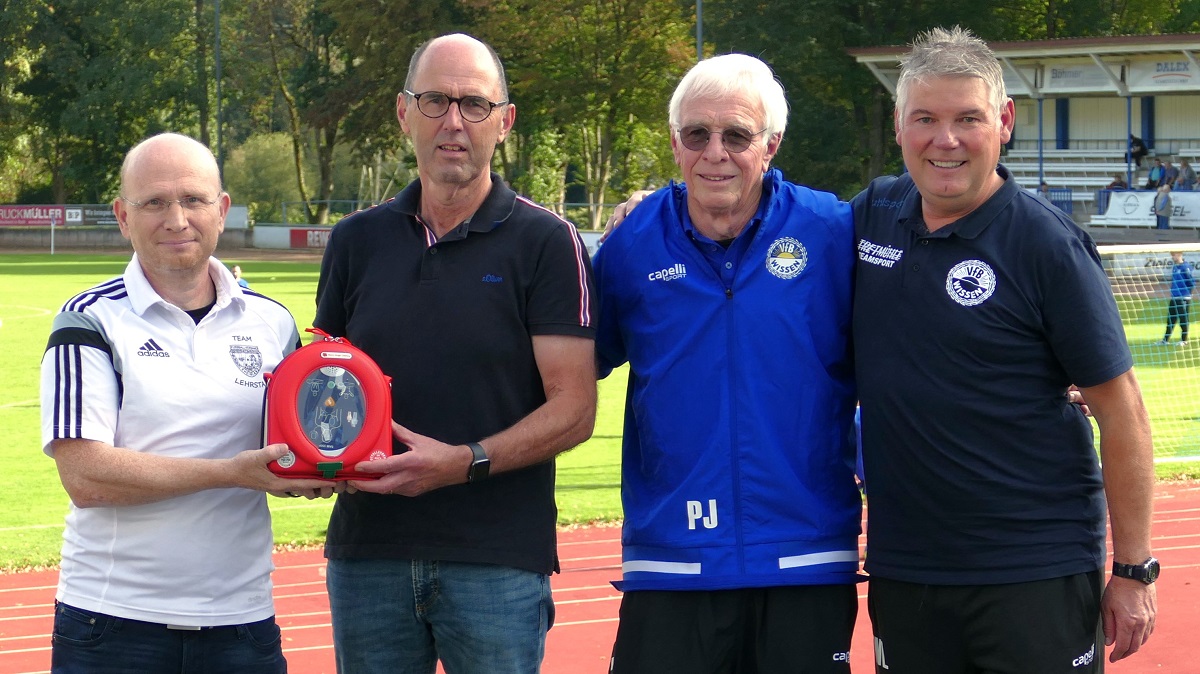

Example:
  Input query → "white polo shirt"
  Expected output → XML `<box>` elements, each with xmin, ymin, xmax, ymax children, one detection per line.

<box><xmin>40</xmin><ymin>255</ymin><xmax>300</xmax><ymax>626</ymax></box>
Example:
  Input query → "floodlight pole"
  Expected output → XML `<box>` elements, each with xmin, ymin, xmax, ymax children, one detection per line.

<box><xmin>696</xmin><ymin>0</ymin><xmax>703</xmax><ymax>62</ymax></box>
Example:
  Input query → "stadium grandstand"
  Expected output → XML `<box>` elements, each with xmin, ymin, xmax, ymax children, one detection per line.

<box><xmin>848</xmin><ymin>34</ymin><xmax>1200</xmax><ymax>239</ymax></box>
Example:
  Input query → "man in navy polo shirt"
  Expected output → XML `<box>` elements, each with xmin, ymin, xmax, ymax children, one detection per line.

<box><xmin>313</xmin><ymin>34</ymin><xmax>596</xmax><ymax>673</ymax></box>
<box><xmin>854</xmin><ymin>26</ymin><xmax>1157</xmax><ymax>673</ymax></box>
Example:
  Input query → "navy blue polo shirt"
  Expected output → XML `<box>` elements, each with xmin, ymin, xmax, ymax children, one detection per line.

<box><xmin>314</xmin><ymin>173</ymin><xmax>595</xmax><ymax>575</ymax></box>
<box><xmin>852</xmin><ymin>165</ymin><xmax>1132</xmax><ymax>585</ymax></box>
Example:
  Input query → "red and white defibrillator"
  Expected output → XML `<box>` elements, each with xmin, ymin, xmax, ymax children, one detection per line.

<box><xmin>263</xmin><ymin>328</ymin><xmax>392</xmax><ymax>480</ymax></box>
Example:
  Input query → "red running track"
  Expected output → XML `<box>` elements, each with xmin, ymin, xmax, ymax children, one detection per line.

<box><xmin>1</xmin><ymin>482</ymin><xmax>1197</xmax><ymax>673</ymax></box>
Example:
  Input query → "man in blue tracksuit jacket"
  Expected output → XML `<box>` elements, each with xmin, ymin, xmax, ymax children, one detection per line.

<box><xmin>594</xmin><ymin>55</ymin><xmax>861</xmax><ymax>674</ymax></box>
<box><xmin>595</xmin><ymin>170</ymin><xmax>860</xmax><ymax>590</ymax></box>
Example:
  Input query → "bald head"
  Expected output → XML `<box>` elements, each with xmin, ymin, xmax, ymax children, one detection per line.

<box><xmin>120</xmin><ymin>133</ymin><xmax>221</xmax><ymax>197</ymax></box>
<box><xmin>404</xmin><ymin>33</ymin><xmax>508</xmax><ymax>102</ymax></box>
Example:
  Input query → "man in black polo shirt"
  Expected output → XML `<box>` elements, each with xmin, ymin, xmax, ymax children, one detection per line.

<box><xmin>313</xmin><ymin>33</ymin><xmax>597</xmax><ymax>673</ymax></box>
<box><xmin>853</xmin><ymin>26</ymin><xmax>1157</xmax><ymax>673</ymax></box>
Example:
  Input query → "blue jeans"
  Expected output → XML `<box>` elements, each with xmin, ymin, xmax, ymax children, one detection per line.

<box><xmin>50</xmin><ymin>602</ymin><xmax>286</xmax><ymax>674</ymax></box>
<box><xmin>326</xmin><ymin>558</ymin><xmax>553</xmax><ymax>674</ymax></box>
<box><xmin>1157</xmin><ymin>215</ymin><xmax>1171</xmax><ymax>229</ymax></box>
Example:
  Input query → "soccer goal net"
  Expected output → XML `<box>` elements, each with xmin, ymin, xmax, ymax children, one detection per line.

<box><xmin>1101</xmin><ymin>243</ymin><xmax>1200</xmax><ymax>462</ymax></box>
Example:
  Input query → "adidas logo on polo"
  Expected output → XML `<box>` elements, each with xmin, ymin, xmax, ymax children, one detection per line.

<box><xmin>137</xmin><ymin>339</ymin><xmax>170</xmax><ymax>357</ymax></box>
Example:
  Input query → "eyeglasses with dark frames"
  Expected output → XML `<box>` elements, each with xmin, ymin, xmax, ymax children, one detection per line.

<box><xmin>119</xmin><ymin>195</ymin><xmax>222</xmax><ymax>214</ymax></box>
<box><xmin>404</xmin><ymin>90</ymin><xmax>508</xmax><ymax>123</ymax></box>
<box><xmin>676</xmin><ymin>125</ymin><xmax>767</xmax><ymax>153</ymax></box>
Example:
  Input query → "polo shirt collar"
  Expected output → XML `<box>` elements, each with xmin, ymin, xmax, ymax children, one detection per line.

<box><xmin>901</xmin><ymin>164</ymin><xmax>1020</xmax><ymax>239</ymax></box>
<box><xmin>125</xmin><ymin>254</ymin><xmax>242</xmax><ymax>316</ymax></box>
<box><xmin>391</xmin><ymin>172</ymin><xmax>517</xmax><ymax>240</ymax></box>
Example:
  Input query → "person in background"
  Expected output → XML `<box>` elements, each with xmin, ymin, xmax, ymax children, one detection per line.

<box><xmin>1155</xmin><ymin>183</ymin><xmax>1173</xmax><ymax>230</ymax></box>
<box><xmin>40</xmin><ymin>132</ymin><xmax>333</xmax><ymax>674</ymax></box>
<box><xmin>313</xmin><ymin>33</ymin><xmax>597</xmax><ymax>674</ymax></box>
<box><xmin>1159</xmin><ymin>250</ymin><xmax>1194</xmax><ymax>346</ymax></box>
<box><xmin>1106</xmin><ymin>173</ymin><xmax>1128</xmax><ymax>191</ymax></box>
<box><xmin>594</xmin><ymin>52</ymin><xmax>859</xmax><ymax>674</ymax></box>
<box><xmin>854</xmin><ymin>26</ymin><xmax>1157</xmax><ymax>672</ymax></box>
<box><xmin>1128</xmin><ymin>135</ymin><xmax>1148</xmax><ymax>167</ymax></box>
<box><xmin>1162</xmin><ymin>161</ymin><xmax>1180</xmax><ymax>190</ymax></box>
<box><xmin>1174</xmin><ymin>159</ymin><xmax>1195</xmax><ymax>191</ymax></box>
<box><xmin>235</xmin><ymin>262</ymin><xmax>254</xmax><ymax>285</ymax></box>
<box><xmin>1145</xmin><ymin>158</ymin><xmax>1164</xmax><ymax>189</ymax></box>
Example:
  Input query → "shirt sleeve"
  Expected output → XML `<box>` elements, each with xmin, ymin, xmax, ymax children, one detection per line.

<box><xmin>314</xmin><ymin>226</ymin><xmax>349</xmax><ymax>338</ymax></box>
<box><xmin>40</xmin><ymin>310</ymin><xmax>121</xmax><ymax>454</ymax></box>
<box><xmin>1042</xmin><ymin>235</ymin><xmax>1133</xmax><ymax>388</ymax></box>
<box><xmin>525</xmin><ymin>220</ymin><xmax>596</xmax><ymax>338</ymax></box>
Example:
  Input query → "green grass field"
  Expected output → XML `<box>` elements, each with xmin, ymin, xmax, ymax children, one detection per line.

<box><xmin>2</xmin><ymin>252</ymin><xmax>1196</xmax><ymax>571</ymax></box>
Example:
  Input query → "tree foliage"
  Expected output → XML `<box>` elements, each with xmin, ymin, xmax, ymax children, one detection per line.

<box><xmin>0</xmin><ymin>0</ymin><xmax>1193</xmax><ymax>223</ymax></box>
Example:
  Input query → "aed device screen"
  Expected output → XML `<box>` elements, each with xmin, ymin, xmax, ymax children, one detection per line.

<box><xmin>297</xmin><ymin>366</ymin><xmax>366</xmax><ymax>457</ymax></box>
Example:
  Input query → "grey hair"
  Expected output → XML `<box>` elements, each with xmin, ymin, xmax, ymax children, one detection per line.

<box><xmin>403</xmin><ymin>33</ymin><xmax>509</xmax><ymax>103</ymax></box>
<box><xmin>668</xmin><ymin>53</ymin><xmax>788</xmax><ymax>140</ymax></box>
<box><xmin>895</xmin><ymin>26</ymin><xmax>1007</xmax><ymax>118</ymax></box>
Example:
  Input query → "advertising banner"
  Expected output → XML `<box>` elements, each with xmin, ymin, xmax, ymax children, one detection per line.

<box><xmin>1127</xmin><ymin>58</ymin><xmax>1200</xmax><ymax>93</ymax></box>
<box><xmin>1042</xmin><ymin>63</ymin><xmax>1116</xmax><ymax>93</ymax></box>
<box><xmin>1094</xmin><ymin>191</ymin><xmax>1200</xmax><ymax>228</ymax></box>
<box><xmin>289</xmin><ymin>228</ymin><xmax>332</xmax><ymax>249</ymax></box>
<box><xmin>0</xmin><ymin>204</ymin><xmax>119</xmax><ymax>227</ymax></box>
<box><xmin>0</xmin><ymin>205</ymin><xmax>66</xmax><ymax>227</ymax></box>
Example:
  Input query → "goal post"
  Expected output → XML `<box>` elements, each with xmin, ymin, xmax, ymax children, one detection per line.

<box><xmin>1099</xmin><ymin>243</ymin><xmax>1200</xmax><ymax>462</ymax></box>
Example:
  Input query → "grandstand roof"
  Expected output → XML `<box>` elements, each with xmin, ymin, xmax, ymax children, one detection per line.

<box><xmin>848</xmin><ymin>33</ymin><xmax>1200</xmax><ymax>98</ymax></box>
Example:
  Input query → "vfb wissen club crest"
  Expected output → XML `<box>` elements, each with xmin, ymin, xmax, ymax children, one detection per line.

<box><xmin>945</xmin><ymin>259</ymin><xmax>997</xmax><ymax>306</ymax></box>
<box><xmin>765</xmin><ymin>237</ymin><xmax>807</xmax><ymax>279</ymax></box>
<box><xmin>229</xmin><ymin>344</ymin><xmax>263</xmax><ymax>377</ymax></box>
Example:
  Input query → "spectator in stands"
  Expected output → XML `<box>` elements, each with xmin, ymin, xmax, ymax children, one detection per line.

<box><xmin>1145</xmin><ymin>158</ymin><xmax>1164</xmax><ymax>189</ymax></box>
<box><xmin>1155</xmin><ymin>184</ymin><xmax>1173</xmax><ymax>229</ymax></box>
<box><xmin>1159</xmin><ymin>251</ymin><xmax>1194</xmax><ymax>346</ymax></box>
<box><xmin>1107</xmin><ymin>174</ymin><xmax>1129</xmax><ymax>191</ymax></box>
<box><xmin>1162</xmin><ymin>161</ymin><xmax>1179</xmax><ymax>189</ymax></box>
<box><xmin>1128</xmin><ymin>135</ymin><xmax>1148</xmax><ymax>167</ymax></box>
<box><xmin>1037</xmin><ymin>181</ymin><xmax>1051</xmax><ymax>200</ymax></box>
<box><xmin>1174</xmin><ymin>160</ymin><xmax>1195</xmax><ymax>191</ymax></box>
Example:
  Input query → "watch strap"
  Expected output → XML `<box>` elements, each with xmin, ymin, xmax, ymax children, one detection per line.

<box><xmin>466</xmin><ymin>442</ymin><xmax>490</xmax><ymax>483</ymax></box>
<box><xmin>1112</xmin><ymin>557</ymin><xmax>1159</xmax><ymax>584</ymax></box>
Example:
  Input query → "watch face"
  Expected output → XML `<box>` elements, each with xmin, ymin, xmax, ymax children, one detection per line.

<box><xmin>1145</xmin><ymin>559</ymin><xmax>1160</xmax><ymax>583</ymax></box>
<box><xmin>297</xmin><ymin>366</ymin><xmax>367</xmax><ymax>457</ymax></box>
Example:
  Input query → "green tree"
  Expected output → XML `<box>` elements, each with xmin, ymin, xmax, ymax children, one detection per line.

<box><xmin>19</xmin><ymin>0</ymin><xmax>202</xmax><ymax>203</ymax></box>
<box><xmin>481</xmin><ymin>0</ymin><xmax>692</xmax><ymax>228</ymax></box>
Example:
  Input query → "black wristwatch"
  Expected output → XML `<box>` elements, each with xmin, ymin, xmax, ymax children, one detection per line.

<box><xmin>1111</xmin><ymin>557</ymin><xmax>1160</xmax><ymax>584</ymax></box>
<box><xmin>466</xmin><ymin>442</ymin><xmax>491</xmax><ymax>483</ymax></box>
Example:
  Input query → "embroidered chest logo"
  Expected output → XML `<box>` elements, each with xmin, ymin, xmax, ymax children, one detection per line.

<box><xmin>765</xmin><ymin>237</ymin><xmax>807</xmax><ymax>279</ymax></box>
<box><xmin>230</xmin><ymin>344</ymin><xmax>264</xmax><ymax>377</ymax></box>
<box><xmin>858</xmin><ymin>238</ymin><xmax>903</xmax><ymax>268</ymax></box>
<box><xmin>648</xmin><ymin>263</ymin><xmax>687</xmax><ymax>282</ymax></box>
<box><xmin>945</xmin><ymin>259</ymin><xmax>997</xmax><ymax>307</ymax></box>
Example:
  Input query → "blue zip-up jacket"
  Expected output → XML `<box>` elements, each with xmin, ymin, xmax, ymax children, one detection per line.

<box><xmin>593</xmin><ymin>169</ymin><xmax>861</xmax><ymax>591</ymax></box>
<box><xmin>1171</xmin><ymin>261</ymin><xmax>1195</xmax><ymax>299</ymax></box>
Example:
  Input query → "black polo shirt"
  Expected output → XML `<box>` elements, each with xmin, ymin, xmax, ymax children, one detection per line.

<box><xmin>852</xmin><ymin>165</ymin><xmax>1132</xmax><ymax>585</ymax></box>
<box><xmin>314</xmin><ymin>173</ymin><xmax>595</xmax><ymax>575</ymax></box>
